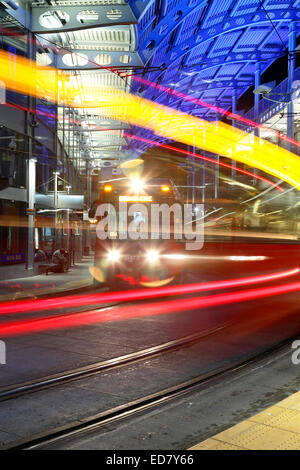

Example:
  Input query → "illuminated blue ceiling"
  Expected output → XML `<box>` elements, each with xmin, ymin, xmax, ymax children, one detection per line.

<box><xmin>2</xmin><ymin>0</ymin><xmax>300</xmax><ymax>161</ymax></box>
<box><xmin>128</xmin><ymin>0</ymin><xmax>300</xmax><ymax>153</ymax></box>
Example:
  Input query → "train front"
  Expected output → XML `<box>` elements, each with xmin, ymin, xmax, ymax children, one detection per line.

<box><xmin>90</xmin><ymin>177</ymin><xmax>187</xmax><ymax>288</ymax></box>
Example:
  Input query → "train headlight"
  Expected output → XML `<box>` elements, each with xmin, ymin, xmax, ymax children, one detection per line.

<box><xmin>130</xmin><ymin>179</ymin><xmax>144</xmax><ymax>193</ymax></box>
<box><xmin>107</xmin><ymin>249</ymin><xmax>121</xmax><ymax>262</ymax></box>
<box><xmin>104</xmin><ymin>184</ymin><xmax>113</xmax><ymax>192</ymax></box>
<box><xmin>146</xmin><ymin>249</ymin><xmax>159</xmax><ymax>264</ymax></box>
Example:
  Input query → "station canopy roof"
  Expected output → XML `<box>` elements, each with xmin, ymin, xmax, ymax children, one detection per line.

<box><xmin>5</xmin><ymin>0</ymin><xmax>300</xmax><ymax>166</ymax></box>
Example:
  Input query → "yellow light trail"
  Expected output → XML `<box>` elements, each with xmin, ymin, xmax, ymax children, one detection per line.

<box><xmin>0</xmin><ymin>50</ymin><xmax>299</xmax><ymax>189</ymax></box>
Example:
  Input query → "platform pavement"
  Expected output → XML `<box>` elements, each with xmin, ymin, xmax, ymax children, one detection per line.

<box><xmin>0</xmin><ymin>255</ymin><xmax>95</xmax><ymax>301</ymax></box>
<box><xmin>190</xmin><ymin>390</ymin><xmax>300</xmax><ymax>450</ymax></box>
<box><xmin>0</xmin><ymin>262</ymin><xmax>38</xmax><ymax>282</ymax></box>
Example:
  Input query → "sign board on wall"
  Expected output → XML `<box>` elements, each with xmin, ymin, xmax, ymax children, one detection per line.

<box><xmin>1</xmin><ymin>253</ymin><xmax>25</xmax><ymax>264</ymax></box>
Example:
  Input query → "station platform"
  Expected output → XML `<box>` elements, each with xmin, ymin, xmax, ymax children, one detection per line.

<box><xmin>190</xmin><ymin>390</ymin><xmax>300</xmax><ymax>450</ymax></box>
<box><xmin>0</xmin><ymin>255</ymin><xmax>95</xmax><ymax>301</ymax></box>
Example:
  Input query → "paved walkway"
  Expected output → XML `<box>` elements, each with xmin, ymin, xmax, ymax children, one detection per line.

<box><xmin>190</xmin><ymin>390</ymin><xmax>300</xmax><ymax>450</ymax></box>
<box><xmin>0</xmin><ymin>262</ymin><xmax>39</xmax><ymax>282</ymax></box>
<box><xmin>0</xmin><ymin>255</ymin><xmax>95</xmax><ymax>301</ymax></box>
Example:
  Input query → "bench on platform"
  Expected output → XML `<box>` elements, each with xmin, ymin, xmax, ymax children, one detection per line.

<box><xmin>38</xmin><ymin>263</ymin><xmax>67</xmax><ymax>275</ymax></box>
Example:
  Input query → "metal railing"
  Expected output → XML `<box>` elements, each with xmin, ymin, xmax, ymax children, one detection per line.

<box><xmin>244</xmin><ymin>66</ymin><xmax>300</xmax><ymax>126</ymax></box>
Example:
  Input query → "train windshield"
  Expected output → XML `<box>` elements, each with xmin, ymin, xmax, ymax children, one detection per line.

<box><xmin>91</xmin><ymin>177</ymin><xmax>183</xmax><ymax>241</ymax></box>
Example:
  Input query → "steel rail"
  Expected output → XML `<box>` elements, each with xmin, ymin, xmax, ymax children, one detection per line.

<box><xmin>9</xmin><ymin>336</ymin><xmax>293</xmax><ymax>450</ymax></box>
<box><xmin>0</xmin><ymin>323</ymin><xmax>229</xmax><ymax>401</ymax></box>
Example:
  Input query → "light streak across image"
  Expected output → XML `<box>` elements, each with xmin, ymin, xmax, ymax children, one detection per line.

<box><xmin>0</xmin><ymin>268</ymin><xmax>298</xmax><ymax>316</ymax></box>
<box><xmin>1</xmin><ymin>273</ymin><xmax>300</xmax><ymax>337</ymax></box>
<box><xmin>0</xmin><ymin>50</ymin><xmax>299</xmax><ymax>189</ymax></box>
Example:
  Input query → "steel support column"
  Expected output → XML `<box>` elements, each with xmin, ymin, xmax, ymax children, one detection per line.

<box><xmin>231</xmin><ymin>88</ymin><xmax>237</xmax><ymax>179</ymax></box>
<box><xmin>26</xmin><ymin>31</ymin><xmax>36</xmax><ymax>271</ymax></box>
<box><xmin>254</xmin><ymin>61</ymin><xmax>261</xmax><ymax>131</ymax></box>
<box><xmin>26</xmin><ymin>157</ymin><xmax>36</xmax><ymax>271</ymax></box>
<box><xmin>53</xmin><ymin>170</ymin><xmax>59</xmax><ymax>250</ymax></box>
<box><xmin>202</xmin><ymin>123</ymin><xmax>205</xmax><ymax>205</ymax></box>
<box><xmin>214</xmin><ymin>112</ymin><xmax>219</xmax><ymax>200</ymax></box>
<box><xmin>253</xmin><ymin>61</ymin><xmax>261</xmax><ymax>181</ymax></box>
<box><xmin>192</xmin><ymin>135</ymin><xmax>196</xmax><ymax>206</ymax></box>
<box><xmin>287</xmin><ymin>21</ymin><xmax>296</xmax><ymax>152</ymax></box>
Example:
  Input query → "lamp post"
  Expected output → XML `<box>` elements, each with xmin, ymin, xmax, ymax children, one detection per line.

<box><xmin>26</xmin><ymin>158</ymin><xmax>36</xmax><ymax>270</ymax></box>
<box><xmin>26</xmin><ymin>30</ymin><xmax>36</xmax><ymax>271</ymax></box>
<box><xmin>53</xmin><ymin>171</ymin><xmax>59</xmax><ymax>250</ymax></box>
<box><xmin>66</xmin><ymin>185</ymin><xmax>71</xmax><ymax>267</ymax></box>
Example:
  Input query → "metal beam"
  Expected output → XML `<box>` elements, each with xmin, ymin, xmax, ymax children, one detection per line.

<box><xmin>287</xmin><ymin>21</ymin><xmax>297</xmax><ymax>151</ymax></box>
<box><xmin>183</xmin><ymin>51</ymin><xmax>285</xmax><ymax>72</ymax></box>
<box><xmin>92</xmin><ymin>144</ymin><xmax>129</xmax><ymax>148</ymax></box>
<box><xmin>141</xmin><ymin>52</ymin><xmax>280</xmax><ymax>107</ymax></box>
<box><xmin>160</xmin><ymin>81</ymin><xmax>253</xmax><ymax>111</ymax></box>
<box><xmin>80</xmin><ymin>118</ymin><xmax>131</xmax><ymax>129</ymax></box>
<box><xmin>254</xmin><ymin>61</ymin><xmax>261</xmax><ymax>142</ymax></box>
<box><xmin>142</xmin><ymin>8</ymin><xmax>298</xmax><ymax>74</ymax></box>
<box><xmin>55</xmin><ymin>49</ymin><xmax>144</xmax><ymax>70</ymax></box>
<box><xmin>0</xmin><ymin>2</ymin><xmax>27</xmax><ymax>28</ymax></box>
<box><xmin>31</xmin><ymin>5</ymin><xmax>137</xmax><ymax>34</ymax></box>
<box><xmin>94</xmin><ymin>153</ymin><xmax>124</xmax><ymax>158</ymax></box>
<box><xmin>83</xmin><ymin>127</ymin><xmax>130</xmax><ymax>133</ymax></box>
<box><xmin>64</xmin><ymin>126</ymin><xmax>130</xmax><ymax>133</ymax></box>
<box><xmin>139</xmin><ymin>0</ymin><xmax>207</xmax><ymax>63</ymax></box>
<box><xmin>190</xmin><ymin>80</ymin><xmax>254</xmax><ymax>91</ymax></box>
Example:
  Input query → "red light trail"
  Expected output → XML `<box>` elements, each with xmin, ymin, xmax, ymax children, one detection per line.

<box><xmin>0</xmin><ymin>267</ymin><xmax>298</xmax><ymax>316</ymax></box>
<box><xmin>126</xmin><ymin>133</ymin><xmax>284</xmax><ymax>192</ymax></box>
<box><xmin>1</xmin><ymin>275</ymin><xmax>300</xmax><ymax>337</ymax></box>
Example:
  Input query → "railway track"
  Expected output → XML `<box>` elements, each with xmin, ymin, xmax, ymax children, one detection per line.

<box><xmin>0</xmin><ymin>323</ymin><xmax>229</xmax><ymax>401</ymax></box>
<box><xmin>7</xmin><ymin>336</ymin><xmax>293</xmax><ymax>450</ymax></box>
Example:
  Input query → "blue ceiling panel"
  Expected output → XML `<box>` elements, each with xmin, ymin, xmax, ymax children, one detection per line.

<box><xmin>264</xmin><ymin>0</ymin><xmax>293</xmax><ymax>9</ymax></box>
<box><xmin>202</xmin><ymin>0</ymin><xmax>235</xmax><ymax>28</ymax></box>
<box><xmin>152</xmin><ymin>36</ymin><xmax>170</xmax><ymax>64</ymax></box>
<box><xmin>201</xmin><ymin>88</ymin><xmax>222</xmax><ymax>98</ymax></box>
<box><xmin>130</xmin><ymin>0</ymin><xmax>300</xmax><ymax>151</ymax></box>
<box><xmin>234</xmin><ymin>62</ymin><xmax>256</xmax><ymax>79</ymax></box>
<box><xmin>164</xmin><ymin>0</ymin><xmax>183</xmax><ymax>16</ymax></box>
<box><xmin>231</xmin><ymin>0</ymin><xmax>259</xmax><ymax>17</ymax></box>
<box><xmin>137</xmin><ymin>1</ymin><xmax>157</xmax><ymax>46</ymax></box>
<box><xmin>234</xmin><ymin>28</ymin><xmax>271</xmax><ymax>51</ymax></box>
<box><xmin>185</xmin><ymin>41</ymin><xmax>212</xmax><ymax>63</ymax></box>
<box><xmin>178</xmin><ymin>7</ymin><xmax>206</xmax><ymax>42</ymax></box>
<box><xmin>208</xmin><ymin>31</ymin><xmax>242</xmax><ymax>57</ymax></box>
<box><xmin>262</xmin><ymin>26</ymin><xmax>289</xmax><ymax>47</ymax></box>
<box><xmin>215</xmin><ymin>63</ymin><xmax>244</xmax><ymax>77</ymax></box>
<box><xmin>161</xmin><ymin>58</ymin><xmax>183</xmax><ymax>82</ymax></box>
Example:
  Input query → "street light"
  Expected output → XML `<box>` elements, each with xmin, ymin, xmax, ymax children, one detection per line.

<box><xmin>53</xmin><ymin>171</ymin><xmax>60</xmax><ymax>209</ymax></box>
<box><xmin>253</xmin><ymin>84</ymin><xmax>274</xmax><ymax>95</ymax></box>
<box><xmin>253</xmin><ymin>80</ymin><xmax>299</xmax><ymax>104</ymax></box>
<box><xmin>53</xmin><ymin>171</ymin><xmax>60</xmax><ymax>250</ymax></box>
<box><xmin>65</xmin><ymin>185</ymin><xmax>72</xmax><ymax>266</ymax></box>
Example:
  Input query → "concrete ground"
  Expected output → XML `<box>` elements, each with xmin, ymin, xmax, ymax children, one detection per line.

<box><xmin>1</xmin><ymin>299</ymin><xmax>300</xmax><ymax>448</ymax></box>
<box><xmin>42</xmin><ymin>344</ymin><xmax>300</xmax><ymax>450</ymax></box>
<box><xmin>0</xmin><ymin>255</ymin><xmax>94</xmax><ymax>300</ymax></box>
<box><xmin>0</xmin><ymin>263</ymin><xmax>38</xmax><ymax>282</ymax></box>
<box><xmin>1</xmin><ymin>254</ymin><xmax>300</xmax><ymax>449</ymax></box>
